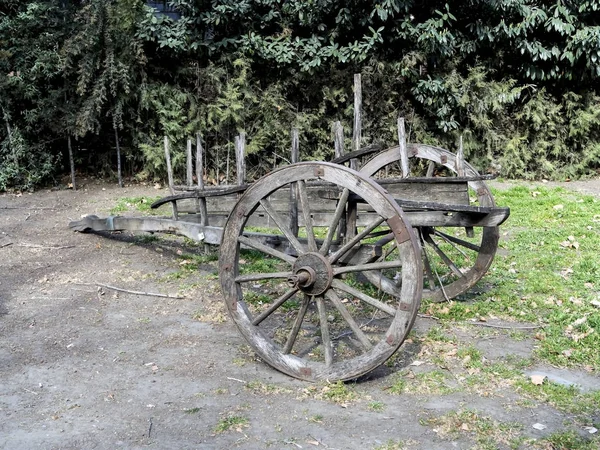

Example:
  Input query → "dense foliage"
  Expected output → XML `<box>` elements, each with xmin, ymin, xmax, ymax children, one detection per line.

<box><xmin>1</xmin><ymin>0</ymin><xmax>600</xmax><ymax>190</ymax></box>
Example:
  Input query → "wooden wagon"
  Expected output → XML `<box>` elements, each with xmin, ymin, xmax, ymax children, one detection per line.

<box><xmin>70</xmin><ymin>123</ymin><xmax>509</xmax><ymax>382</ymax></box>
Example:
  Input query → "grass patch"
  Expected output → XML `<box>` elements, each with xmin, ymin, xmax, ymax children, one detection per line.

<box><xmin>214</xmin><ymin>415</ymin><xmax>249</xmax><ymax>433</ymax></box>
<box><xmin>480</xmin><ymin>187</ymin><xmax>600</xmax><ymax>370</ymax></box>
<box><xmin>424</xmin><ymin>187</ymin><xmax>600</xmax><ymax>372</ymax></box>
<box><xmin>110</xmin><ymin>196</ymin><xmax>163</xmax><ymax>215</ymax></box>
<box><xmin>423</xmin><ymin>409</ymin><xmax>524</xmax><ymax>448</ymax></box>
<box><xmin>515</xmin><ymin>378</ymin><xmax>600</xmax><ymax>418</ymax></box>
<box><xmin>536</xmin><ymin>430</ymin><xmax>600</xmax><ymax>450</ymax></box>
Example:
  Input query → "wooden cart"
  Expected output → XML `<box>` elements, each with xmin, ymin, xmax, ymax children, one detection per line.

<box><xmin>70</xmin><ymin>139</ymin><xmax>509</xmax><ymax>382</ymax></box>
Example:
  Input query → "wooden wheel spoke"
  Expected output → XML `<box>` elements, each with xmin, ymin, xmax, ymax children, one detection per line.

<box><xmin>252</xmin><ymin>288</ymin><xmax>299</xmax><ymax>326</ymax></box>
<box><xmin>320</xmin><ymin>188</ymin><xmax>350</xmax><ymax>255</ymax></box>
<box><xmin>235</xmin><ymin>271</ymin><xmax>291</xmax><ymax>283</ymax></box>
<box><xmin>434</xmin><ymin>230</ymin><xmax>480</xmax><ymax>252</ymax></box>
<box><xmin>331</xmin><ymin>279</ymin><xmax>396</xmax><ymax>316</ymax></box>
<box><xmin>423</xmin><ymin>234</ymin><xmax>464</xmax><ymax>278</ymax></box>
<box><xmin>316</xmin><ymin>296</ymin><xmax>333</xmax><ymax>366</ymax></box>
<box><xmin>283</xmin><ymin>294</ymin><xmax>310</xmax><ymax>354</ymax></box>
<box><xmin>421</xmin><ymin>243</ymin><xmax>438</xmax><ymax>291</ymax></box>
<box><xmin>333</xmin><ymin>260</ymin><xmax>402</xmax><ymax>276</ymax></box>
<box><xmin>329</xmin><ymin>216</ymin><xmax>386</xmax><ymax>264</ymax></box>
<box><xmin>238</xmin><ymin>235</ymin><xmax>296</xmax><ymax>265</ymax></box>
<box><xmin>259</xmin><ymin>197</ymin><xmax>306</xmax><ymax>254</ymax></box>
<box><xmin>297</xmin><ymin>180</ymin><xmax>318</xmax><ymax>252</ymax></box>
<box><xmin>325</xmin><ymin>290</ymin><xmax>372</xmax><ymax>351</ymax></box>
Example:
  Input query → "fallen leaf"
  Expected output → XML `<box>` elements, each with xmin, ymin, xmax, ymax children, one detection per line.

<box><xmin>553</xmin><ymin>204</ymin><xmax>564</xmax><ymax>210</ymax></box>
<box><xmin>460</xmin><ymin>423</ymin><xmax>469</xmax><ymax>431</ymax></box>
<box><xmin>531</xmin><ymin>191</ymin><xmax>541</xmax><ymax>197</ymax></box>
<box><xmin>306</xmin><ymin>439</ymin><xmax>320</xmax><ymax>446</ymax></box>
<box><xmin>532</xmin><ymin>423</ymin><xmax>547</xmax><ymax>430</ymax></box>
<box><xmin>560</xmin><ymin>268</ymin><xmax>573</xmax><ymax>278</ymax></box>
<box><xmin>584</xmin><ymin>426</ymin><xmax>598</xmax><ymax>434</ymax></box>
<box><xmin>410</xmin><ymin>360</ymin><xmax>425</xmax><ymax>367</ymax></box>
<box><xmin>530</xmin><ymin>374</ymin><xmax>546</xmax><ymax>385</ymax></box>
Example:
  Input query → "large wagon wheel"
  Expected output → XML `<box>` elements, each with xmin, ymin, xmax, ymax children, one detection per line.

<box><xmin>359</xmin><ymin>144</ymin><xmax>499</xmax><ymax>303</ymax></box>
<box><xmin>219</xmin><ymin>162</ymin><xmax>422</xmax><ymax>381</ymax></box>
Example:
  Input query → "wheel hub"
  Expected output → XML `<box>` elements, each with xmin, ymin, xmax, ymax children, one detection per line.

<box><xmin>287</xmin><ymin>252</ymin><xmax>333</xmax><ymax>296</ymax></box>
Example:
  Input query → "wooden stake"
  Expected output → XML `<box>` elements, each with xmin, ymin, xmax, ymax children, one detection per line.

<box><xmin>235</xmin><ymin>133</ymin><xmax>246</xmax><ymax>186</ymax></box>
<box><xmin>334</xmin><ymin>121</ymin><xmax>344</xmax><ymax>159</ymax></box>
<box><xmin>164</xmin><ymin>136</ymin><xmax>178</xmax><ymax>220</ymax></box>
<box><xmin>397</xmin><ymin>117</ymin><xmax>410</xmax><ymax>178</ymax></box>
<box><xmin>456</xmin><ymin>135</ymin><xmax>465</xmax><ymax>177</ymax></box>
<box><xmin>164</xmin><ymin>136</ymin><xmax>174</xmax><ymax>195</ymax></box>
<box><xmin>114</xmin><ymin>126</ymin><xmax>122</xmax><ymax>188</ymax></box>
<box><xmin>186</xmin><ymin>139</ymin><xmax>193</xmax><ymax>187</ymax></box>
<box><xmin>290</xmin><ymin>128</ymin><xmax>299</xmax><ymax>237</ymax></box>
<box><xmin>352</xmin><ymin>74</ymin><xmax>361</xmax><ymax>170</ymax></box>
<box><xmin>196</xmin><ymin>134</ymin><xmax>208</xmax><ymax>227</ymax></box>
<box><xmin>67</xmin><ymin>135</ymin><xmax>76</xmax><ymax>191</ymax></box>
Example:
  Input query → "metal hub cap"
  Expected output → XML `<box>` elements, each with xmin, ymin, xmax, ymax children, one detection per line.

<box><xmin>288</xmin><ymin>252</ymin><xmax>333</xmax><ymax>296</ymax></box>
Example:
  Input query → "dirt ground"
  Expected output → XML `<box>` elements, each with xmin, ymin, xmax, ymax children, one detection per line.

<box><xmin>1</xmin><ymin>178</ymin><xmax>599</xmax><ymax>450</ymax></box>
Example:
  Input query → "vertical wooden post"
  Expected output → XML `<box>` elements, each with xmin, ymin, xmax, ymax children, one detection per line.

<box><xmin>235</xmin><ymin>132</ymin><xmax>246</xmax><ymax>186</ymax></box>
<box><xmin>351</xmin><ymin>74</ymin><xmax>361</xmax><ymax>170</ymax></box>
<box><xmin>290</xmin><ymin>128</ymin><xmax>299</xmax><ymax>237</ymax></box>
<box><xmin>334</xmin><ymin>121</ymin><xmax>344</xmax><ymax>159</ymax></box>
<box><xmin>196</xmin><ymin>134</ymin><xmax>204</xmax><ymax>190</ymax></box>
<box><xmin>186</xmin><ymin>139</ymin><xmax>193</xmax><ymax>187</ymax></box>
<box><xmin>196</xmin><ymin>133</ymin><xmax>208</xmax><ymax>227</ymax></box>
<box><xmin>456</xmin><ymin>135</ymin><xmax>465</xmax><ymax>177</ymax></box>
<box><xmin>164</xmin><ymin>136</ymin><xmax>178</xmax><ymax>220</ymax></box>
<box><xmin>67</xmin><ymin>135</ymin><xmax>76</xmax><ymax>191</ymax></box>
<box><xmin>114</xmin><ymin>126</ymin><xmax>123</xmax><ymax>188</ymax></box>
<box><xmin>397</xmin><ymin>117</ymin><xmax>410</xmax><ymax>178</ymax></box>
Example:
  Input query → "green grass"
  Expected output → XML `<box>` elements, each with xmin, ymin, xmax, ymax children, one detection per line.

<box><xmin>515</xmin><ymin>377</ymin><xmax>600</xmax><ymax>418</ymax></box>
<box><xmin>109</xmin><ymin>195</ymin><xmax>163</xmax><ymax>215</ymax></box>
<box><xmin>214</xmin><ymin>415</ymin><xmax>249</xmax><ymax>433</ymax></box>
<box><xmin>428</xmin><ymin>186</ymin><xmax>600</xmax><ymax>372</ymax></box>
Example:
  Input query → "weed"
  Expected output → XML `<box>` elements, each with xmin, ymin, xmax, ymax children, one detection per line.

<box><xmin>308</xmin><ymin>414</ymin><xmax>323</xmax><ymax>423</ymax></box>
<box><xmin>110</xmin><ymin>196</ymin><xmax>163</xmax><ymax>215</ymax></box>
<box><xmin>372</xmin><ymin>440</ymin><xmax>405</xmax><ymax>450</ymax></box>
<box><xmin>214</xmin><ymin>415</ymin><xmax>249</xmax><ymax>433</ymax></box>
<box><xmin>244</xmin><ymin>380</ymin><xmax>292</xmax><ymax>395</ymax></box>
<box><xmin>515</xmin><ymin>378</ymin><xmax>600</xmax><ymax>417</ymax></box>
<box><xmin>321</xmin><ymin>381</ymin><xmax>357</xmax><ymax>404</ymax></box>
<box><xmin>183</xmin><ymin>407</ymin><xmax>201</xmax><ymax>414</ymax></box>
<box><xmin>134</xmin><ymin>234</ymin><xmax>159</xmax><ymax>244</ymax></box>
<box><xmin>537</xmin><ymin>430</ymin><xmax>599</xmax><ymax>449</ymax></box>
<box><xmin>368</xmin><ymin>401</ymin><xmax>385</xmax><ymax>411</ymax></box>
